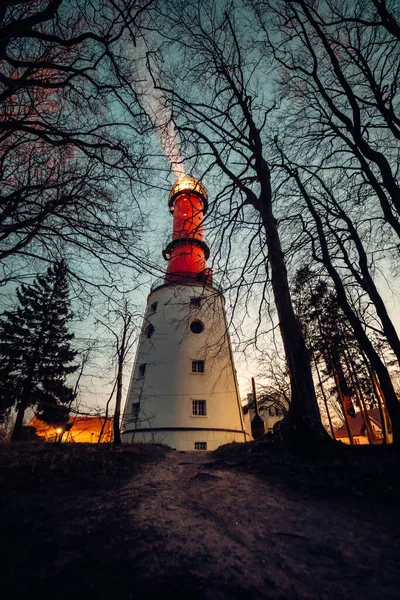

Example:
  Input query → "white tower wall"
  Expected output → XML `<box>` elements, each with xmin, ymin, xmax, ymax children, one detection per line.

<box><xmin>121</xmin><ymin>282</ymin><xmax>250</xmax><ymax>451</ymax></box>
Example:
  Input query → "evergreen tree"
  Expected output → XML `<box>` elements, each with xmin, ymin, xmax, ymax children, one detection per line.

<box><xmin>0</xmin><ymin>260</ymin><xmax>78</xmax><ymax>440</ymax></box>
<box><xmin>292</xmin><ymin>266</ymin><xmax>387</xmax><ymax>442</ymax></box>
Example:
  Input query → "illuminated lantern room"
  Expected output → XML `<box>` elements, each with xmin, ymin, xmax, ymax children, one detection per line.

<box><xmin>163</xmin><ymin>176</ymin><xmax>212</xmax><ymax>286</ymax></box>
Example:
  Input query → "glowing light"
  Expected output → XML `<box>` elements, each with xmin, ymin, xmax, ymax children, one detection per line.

<box><xmin>169</xmin><ymin>176</ymin><xmax>208</xmax><ymax>204</ymax></box>
<box><xmin>56</xmin><ymin>428</ymin><xmax>62</xmax><ymax>434</ymax></box>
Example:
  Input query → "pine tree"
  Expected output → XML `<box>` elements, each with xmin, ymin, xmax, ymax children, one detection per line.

<box><xmin>292</xmin><ymin>267</ymin><xmax>383</xmax><ymax>442</ymax></box>
<box><xmin>0</xmin><ymin>260</ymin><xmax>78</xmax><ymax>440</ymax></box>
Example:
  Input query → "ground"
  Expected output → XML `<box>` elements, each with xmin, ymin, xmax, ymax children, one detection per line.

<box><xmin>0</xmin><ymin>442</ymin><xmax>399</xmax><ymax>599</ymax></box>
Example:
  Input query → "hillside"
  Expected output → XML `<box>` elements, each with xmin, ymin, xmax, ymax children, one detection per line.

<box><xmin>1</xmin><ymin>443</ymin><xmax>399</xmax><ymax>599</ymax></box>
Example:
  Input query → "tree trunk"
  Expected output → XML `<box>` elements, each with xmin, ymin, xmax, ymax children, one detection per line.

<box><xmin>312</xmin><ymin>353</ymin><xmax>335</xmax><ymax>438</ymax></box>
<box><xmin>370</xmin><ymin>370</ymin><xmax>392</xmax><ymax>444</ymax></box>
<box><xmin>328</xmin><ymin>205</ymin><xmax>400</xmax><ymax>366</ymax></box>
<box><xmin>361</xmin><ymin>350</ymin><xmax>391</xmax><ymax>444</ymax></box>
<box><xmin>341</xmin><ymin>341</ymin><xmax>375</xmax><ymax>444</ymax></box>
<box><xmin>325</xmin><ymin>345</ymin><xmax>355</xmax><ymax>445</ymax></box>
<box><xmin>332</xmin><ymin>369</ymin><xmax>354</xmax><ymax>445</ymax></box>
<box><xmin>98</xmin><ymin>379</ymin><xmax>117</xmax><ymax>446</ymax></box>
<box><xmin>113</xmin><ymin>365</ymin><xmax>123</xmax><ymax>446</ymax></box>
<box><xmin>255</xmin><ymin>166</ymin><xmax>332</xmax><ymax>449</ymax></box>
<box><xmin>11</xmin><ymin>399</ymin><xmax>27</xmax><ymax>441</ymax></box>
<box><xmin>11</xmin><ymin>363</ymin><xmax>36</xmax><ymax>441</ymax></box>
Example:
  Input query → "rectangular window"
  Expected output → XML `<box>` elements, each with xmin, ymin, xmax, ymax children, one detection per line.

<box><xmin>138</xmin><ymin>363</ymin><xmax>146</xmax><ymax>378</ymax></box>
<box><xmin>192</xmin><ymin>360</ymin><xmax>204</xmax><ymax>373</ymax></box>
<box><xmin>150</xmin><ymin>301</ymin><xmax>158</xmax><ymax>313</ymax></box>
<box><xmin>190</xmin><ymin>297</ymin><xmax>202</xmax><ymax>307</ymax></box>
<box><xmin>132</xmin><ymin>403</ymin><xmax>140</xmax><ymax>419</ymax></box>
<box><xmin>192</xmin><ymin>400</ymin><xmax>207</xmax><ymax>416</ymax></box>
<box><xmin>194</xmin><ymin>442</ymin><xmax>207</xmax><ymax>450</ymax></box>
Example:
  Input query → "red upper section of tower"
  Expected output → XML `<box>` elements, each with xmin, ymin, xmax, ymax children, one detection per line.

<box><xmin>164</xmin><ymin>177</ymin><xmax>212</xmax><ymax>285</ymax></box>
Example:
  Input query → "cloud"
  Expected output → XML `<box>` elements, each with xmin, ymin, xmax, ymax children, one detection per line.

<box><xmin>135</xmin><ymin>39</ymin><xmax>185</xmax><ymax>179</ymax></box>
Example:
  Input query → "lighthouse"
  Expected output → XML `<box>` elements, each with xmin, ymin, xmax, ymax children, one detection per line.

<box><xmin>121</xmin><ymin>177</ymin><xmax>251</xmax><ymax>450</ymax></box>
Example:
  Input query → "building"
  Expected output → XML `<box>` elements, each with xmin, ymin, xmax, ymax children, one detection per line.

<box><xmin>334</xmin><ymin>408</ymin><xmax>392</xmax><ymax>444</ymax></box>
<box><xmin>246</xmin><ymin>393</ymin><xmax>288</xmax><ymax>433</ymax></box>
<box><xmin>28</xmin><ymin>415</ymin><xmax>113</xmax><ymax>443</ymax></box>
<box><xmin>121</xmin><ymin>177</ymin><xmax>251</xmax><ymax>451</ymax></box>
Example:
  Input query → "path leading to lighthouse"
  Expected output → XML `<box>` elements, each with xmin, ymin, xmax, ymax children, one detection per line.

<box><xmin>118</xmin><ymin>449</ymin><xmax>399</xmax><ymax>599</ymax></box>
<box><xmin>1</xmin><ymin>444</ymin><xmax>399</xmax><ymax>599</ymax></box>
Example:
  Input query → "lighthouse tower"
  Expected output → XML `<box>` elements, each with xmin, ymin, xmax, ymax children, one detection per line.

<box><xmin>121</xmin><ymin>177</ymin><xmax>250</xmax><ymax>450</ymax></box>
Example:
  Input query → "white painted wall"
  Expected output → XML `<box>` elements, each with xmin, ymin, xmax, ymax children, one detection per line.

<box><xmin>121</xmin><ymin>283</ymin><xmax>251</xmax><ymax>450</ymax></box>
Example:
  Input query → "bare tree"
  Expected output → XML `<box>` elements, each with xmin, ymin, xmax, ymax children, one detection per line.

<box><xmin>255</xmin><ymin>0</ymin><xmax>400</xmax><ymax>238</ymax></box>
<box><xmin>285</xmin><ymin>164</ymin><xmax>400</xmax><ymax>440</ymax></box>
<box><xmin>257</xmin><ymin>350</ymin><xmax>291</xmax><ymax>410</ymax></box>
<box><xmin>0</xmin><ymin>0</ymin><xmax>158</xmax><ymax>292</ymax></box>
<box><xmin>97</xmin><ymin>297</ymin><xmax>138</xmax><ymax>445</ymax></box>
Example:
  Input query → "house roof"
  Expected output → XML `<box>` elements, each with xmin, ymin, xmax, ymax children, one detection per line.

<box><xmin>334</xmin><ymin>407</ymin><xmax>390</xmax><ymax>438</ymax></box>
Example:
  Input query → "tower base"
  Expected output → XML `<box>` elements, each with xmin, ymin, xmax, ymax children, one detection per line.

<box><xmin>121</xmin><ymin>282</ymin><xmax>252</xmax><ymax>451</ymax></box>
<box><xmin>121</xmin><ymin>427</ymin><xmax>249</xmax><ymax>451</ymax></box>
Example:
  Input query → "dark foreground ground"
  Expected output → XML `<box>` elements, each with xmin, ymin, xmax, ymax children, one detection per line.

<box><xmin>1</xmin><ymin>441</ymin><xmax>399</xmax><ymax>599</ymax></box>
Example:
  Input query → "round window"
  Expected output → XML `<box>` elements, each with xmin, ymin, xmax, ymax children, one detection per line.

<box><xmin>190</xmin><ymin>320</ymin><xmax>204</xmax><ymax>334</ymax></box>
<box><xmin>144</xmin><ymin>324</ymin><xmax>154</xmax><ymax>339</ymax></box>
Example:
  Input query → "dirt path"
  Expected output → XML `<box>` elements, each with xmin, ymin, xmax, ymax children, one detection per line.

<box><xmin>2</xmin><ymin>446</ymin><xmax>399</xmax><ymax>599</ymax></box>
<box><xmin>118</xmin><ymin>450</ymin><xmax>399</xmax><ymax>599</ymax></box>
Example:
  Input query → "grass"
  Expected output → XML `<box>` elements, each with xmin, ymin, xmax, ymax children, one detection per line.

<box><xmin>214</xmin><ymin>439</ymin><xmax>400</xmax><ymax>506</ymax></box>
<box><xmin>0</xmin><ymin>441</ymin><xmax>168</xmax><ymax>491</ymax></box>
